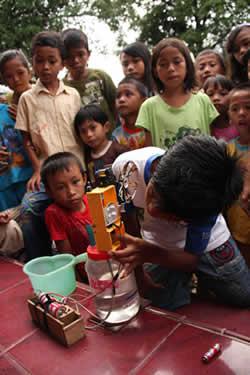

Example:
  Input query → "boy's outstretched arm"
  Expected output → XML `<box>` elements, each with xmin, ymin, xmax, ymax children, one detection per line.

<box><xmin>110</xmin><ymin>232</ymin><xmax>200</xmax><ymax>275</ymax></box>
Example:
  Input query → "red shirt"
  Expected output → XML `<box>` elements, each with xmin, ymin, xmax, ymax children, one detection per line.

<box><xmin>45</xmin><ymin>195</ymin><xmax>91</xmax><ymax>278</ymax></box>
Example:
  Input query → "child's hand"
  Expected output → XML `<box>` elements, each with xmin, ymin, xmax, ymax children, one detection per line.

<box><xmin>27</xmin><ymin>172</ymin><xmax>41</xmax><ymax>192</ymax></box>
<box><xmin>0</xmin><ymin>97</ymin><xmax>7</xmax><ymax>104</ymax></box>
<box><xmin>109</xmin><ymin>232</ymin><xmax>146</xmax><ymax>275</ymax></box>
<box><xmin>0</xmin><ymin>210</ymin><xmax>12</xmax><ymax>224</ymax></box>
<box><xmin>0</xmin><ymin>146</ymin><xmax>10</xmax><ymax>165</ymax></box>
<box><xmin>8</xmin><ymin>104</ymin><xmax>18</xmax><ymax>121</ymax></box>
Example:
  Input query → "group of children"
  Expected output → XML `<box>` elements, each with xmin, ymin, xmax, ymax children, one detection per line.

<box><xmin>0</xmin><ymin>22</ymin><xmax>249</xmax><ymax>309</ymax></box>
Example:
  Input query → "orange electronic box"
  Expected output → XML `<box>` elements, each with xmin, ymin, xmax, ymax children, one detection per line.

<box><xmin>87</xmin><ymin>185</ymin><xmax>125</xmax><ymax>251</ymax></box>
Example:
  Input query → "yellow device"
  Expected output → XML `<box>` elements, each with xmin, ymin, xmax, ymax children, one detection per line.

<box><xmin>87</xmin><ymin>185</ymin><xmax>125</xmax><ymax>251</ymax></box>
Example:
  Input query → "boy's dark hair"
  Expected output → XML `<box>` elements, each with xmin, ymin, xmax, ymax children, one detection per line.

<box><xmin>225</xmin><ymin>24</ymin><xmax>250</xmax><ymax>84</ymax></box>
<box><xmin>62</xmin><ymin>28</ymin><xmax>89</xmax><ymax>53</ymax></box>
<box><xmin>152</xmin><ymin>38</ymin><xmax>196</xmax><ymax>92</ymax></box>
<box><xmin>41</xmin><ymin>152</ymin><xmax>85</xmax><ymax>190</ymax></box>
<box><xmin>152</xmin><ymin>135</ymin><xmax>243</xmax><ymax>222</ymax></box>
<box><xmin>203</xmin><ymin>74</ymin><xmax>234</xmax><ymax>93</ymax></box>
<box><xmin>195</xmin><ymin>49</ymin><xmax>226</xmax><ymax>75</ymax></box>
<box><xmin>31</xmin><ymin>31</ymin><xmax>65</xmax><ymax>60</ymax></box>
<box><xmin>121</xmin><ymin>42</ymin><xmax>153</xmax><ymax>95</ymax></box>
<box><xmin>0</xmin><ymin>49</ymin><xmax>30</xmax><ymax>80</ymax></box>
<box><xmin>74</xmin><ymin>104</ymin><xmax>108</xmax><ymax>137</ymax></box>
<box><xmin>118</xmin><ymin>77</ymin><xmax>148</xmax><ymax>98</ymax></box>
<box><xmin>228</xmin><ymin>82</ymin><xmax>250</xmax><ymax>102</ymax></box>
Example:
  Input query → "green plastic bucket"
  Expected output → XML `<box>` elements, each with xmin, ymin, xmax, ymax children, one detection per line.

<box><xmin>23</xmin><ymin>253</ymin><xmax>88</xmax><ymax>296</ymax></box>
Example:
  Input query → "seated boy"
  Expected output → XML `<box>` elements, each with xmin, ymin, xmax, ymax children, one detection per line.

<box><xmin>111</xmin><ymin>136</ymin><xmax>250</xmax><ymax>310</ymax></box>
<box><xmin>41</xmin><ymin>152</ymin><xmax>91</xmax><ymax>281</ymax></box>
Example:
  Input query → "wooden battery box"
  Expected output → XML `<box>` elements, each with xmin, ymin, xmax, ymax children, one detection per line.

<box><xmin>27</xmin><ymin>297</ymin><xmax>85</xmax><ymax>347</ymax></box>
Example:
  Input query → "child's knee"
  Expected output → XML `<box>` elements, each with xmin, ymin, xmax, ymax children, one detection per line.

<box><xmin>0</xmin><ymin>220</ymin><xmax>23</xmax><ymax>256</ymax></box>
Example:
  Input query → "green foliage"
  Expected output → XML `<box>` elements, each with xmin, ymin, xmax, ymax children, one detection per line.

<box><xmin>0</xmin><ymin>0</ymin><xmax>82</xmax><ymax>55</ymax></box>
<box><xmin>0</xmin><ymin>0</ymin><xmax>248</xmax><ymax>59</ymax></box>
<box><xmin>92</xmin><ymin>0</ymin><xmax>250</xmax><ymax>55</ymax></box>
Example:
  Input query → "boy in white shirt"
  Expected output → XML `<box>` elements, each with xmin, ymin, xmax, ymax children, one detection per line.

<box><xmin>111</xmin><ymin>136</ymin><xmax>250</xmax><ymax>310</ymax></box>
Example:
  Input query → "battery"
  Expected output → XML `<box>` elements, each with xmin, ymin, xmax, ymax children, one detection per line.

<box><xmin>37</xmin><ymin>292</ymin><xmax>50</xmax><ymax>305</ymax></box>
<box><xmin>202</xmin><ymin>343</ymin><xmax>221</xmax><ymax>363</ymax></box>
<box><xmin>48</xmin><ymin>302</ymin><xmax>67</xmax><ymax>318</ymax></box>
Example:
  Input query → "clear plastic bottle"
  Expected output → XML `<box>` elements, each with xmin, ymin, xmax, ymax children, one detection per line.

<box><xmin>85</xmin><ymin>245</ymin><xmax>140</xmax><ymax>324</ymax></box>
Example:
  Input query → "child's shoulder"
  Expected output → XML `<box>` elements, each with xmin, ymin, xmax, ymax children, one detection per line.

<box><xmin>192</xmin><ymin>90</ymin><xmax>213</xmax><ymax>104</ymax></box>
<box><xmin>140</xmin><ymin>95</ymin><xmax>162</xmax><ymax>109</ymax></box>
<box><xmin>60</xmin><ymin>80</ymin><xmax>80</xmax><ymax>95</ymax></box>
<box><xmin>111</xmin><ymin>140</ymin><xmax>129</xmax><ymax>154</ymax></box>
<box><xmin>45</xmin><ymin>202</ymin><xmax>61</xmax><ymax>216</ymax></box>
<box><xmin>80</xmin><ymin>68</ymin><xmax>112</xmax><ymax>83</ymax></box>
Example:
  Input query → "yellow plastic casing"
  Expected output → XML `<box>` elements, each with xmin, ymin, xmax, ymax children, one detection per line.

<box><xmin>87</xmin><ymin>185</ymin><xmax>125</xmax><ymax>251</ymax></box>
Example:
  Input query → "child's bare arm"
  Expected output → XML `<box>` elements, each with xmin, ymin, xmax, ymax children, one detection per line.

<box><xmin>8</xmin><ymin>104</ymin><xmax>18</xmax><ymax>121</ymax></box>
<box><xmin>110</xmin><ymin>232</ymin><xmax>200</xmax><ymax>275</ymax></box>
<box><xmin>55</xmin><ymin>239</ymin><xmax>84</xmax><ymax>282</ymax></box>
<box><xmin>121</xmin><ymin>210</ymin><xmax>141</xmax><ymax>238</ymax></box>
<box><xmin>22</xmin><ymin>131</ymin><xmax>41</xmax><ymax>192</ymax></box>
<box><xmin>0</xmin><ymin>146</ymin><xmax>10</xmax><ymax>165</ymax></box>
<box><xmin>144</xmin><ymin>130</ymin><xmax>153</xmax><ymax>146</ymax></box>
<box><xmin>54</xmin><ymin>239</ymin><xmax>72</xmax><ymax>254</ymax></box>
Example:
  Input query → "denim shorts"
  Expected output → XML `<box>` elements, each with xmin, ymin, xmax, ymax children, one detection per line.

<box><xmin>196</xmin><ymin>236</ymin><xmax>250</xmax><ymax>306</ymax></box>
<box><xmin>144</xmin><ymin>236</ymin><xmax>250</xmax><ymax>310</ymax></box>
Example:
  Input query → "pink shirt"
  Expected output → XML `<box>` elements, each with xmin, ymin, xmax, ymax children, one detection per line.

<box><xmin>211</xmin><ymin>122</ymin><xmax>239</xmax><ymax>142</ymax></box>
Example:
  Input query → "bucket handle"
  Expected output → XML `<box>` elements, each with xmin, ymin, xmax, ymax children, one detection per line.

<box><xmin>73</xmin><ymin>253</ymin><xmax>88</xmax><ymax>265</ymax></box>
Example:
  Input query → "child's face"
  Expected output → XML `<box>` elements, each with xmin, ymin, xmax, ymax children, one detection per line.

<box><xmin>195</xmin><ymin>53</ymin><xmax>224</xmax><ymax>86</ymax></box>
<box><xmin>2</xmin><ymin>57</ymin><xmax>31</xmax><ymax>95</ymax></box>
<box><xmin>145</xmin><ymin>179</ymin><xmax>180</xmax><ymax>222</ymax></box>
<box><xmin>233</xmin><ymin>27</ymin><xmax>250</xmax><ymax>65</ymax></box>
<box><xmin>47</xmin><ymin>162</ymin><xmax>86</xmax><ymax>212</ymax></box>
<box><xmin>116</xmin><ymin>83</ymin><xmax>145</xmax><ymax>117</ymax></box>
<box><xmin>205</xmin><ymin>82</ymin><xmax>229</xmax><ymax>115</ymax></box>
<box><xmin>78</xmin><ymin>119</ymin><xmax>110</xmax><ymax>152</ymax></box>
<box><xmin>120</xmin><ymin>53</ymin><xmax>145</xmax><ymax>81</ymax></box>
<box><xmin>229</xmin><ymin>90</ymin><xmax>250</xmax><ymax>141</ymax></box>
<box><xmin>32</xmin><ymin>46</ymin><xmax>63</xmax><ymax>87</ymax></box>
<box><xmin>64</xmin><ymin>46</ymin><xmax>90</xmax><ymax>81</ymax></box>
<box><xmin>155</xmin><ymin>46</ymin><xmax>187</xmax><ymax>90</ymax></box>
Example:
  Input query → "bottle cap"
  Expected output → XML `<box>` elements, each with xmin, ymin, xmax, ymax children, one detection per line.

<box><xmin>87</xmin><ymin>245</ymin><xmax>111</xmax><ymax>261</ymax></box>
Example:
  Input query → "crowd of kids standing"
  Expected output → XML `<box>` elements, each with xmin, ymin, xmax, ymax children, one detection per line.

<box><xmin>0</xmin><ymin>22</ymin><xmax>250</xmax><ymax>310</ymax></box>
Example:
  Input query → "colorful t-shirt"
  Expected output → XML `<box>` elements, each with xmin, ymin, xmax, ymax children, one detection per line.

<box><xmin>86</xmin><ymin>140</ymin><xmax>128</xmax><ymax>187</ymax></box>
<box><xmin>15</xmin><ymin>79</ymin><xmax>83</xmax><ymax>166</ymax></box>
<box><xmin>136</xmin><ymin>92</ymin><xmax>218</xmax><ymax>150</ymax></box>
<box><xmin>226</xmin><ymin>138</ymin><xmax>250</xmax><ymax>244</ymax></box>
<box><xmin>211</xmin><ymin>122</ymin><xmax>239</xmax><ymax>141</ymax></box>
<box><xmin>45</xmin><ymin>195</ymin><xmax>91</xmax><ymax>278</ymax></box>
<box><xmin>112</xmin><ymin>122</ymin><xmax>146</xmax><ymax>150</ymax></box>
<box><xmin>64</xmin><ymin>68</ymin><xmax>116</xmax><ymax>133</ymax></box>
<box><xmin>0</xmin><ymin>104</ymin><xmax>33</xmax><ymax>208</ymax></box>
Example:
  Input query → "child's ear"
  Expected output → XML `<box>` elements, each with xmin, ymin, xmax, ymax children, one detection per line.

<box><xmin>104</xmin><ymin>121</ymin><xmax>111</xmax><ymax>134</ymax></box>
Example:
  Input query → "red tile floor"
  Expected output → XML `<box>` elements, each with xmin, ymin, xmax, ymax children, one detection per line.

<box><xmin>1</xmin><ymin>256</ymin><xmax>250</xmax><ymax>374</ymax></box>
